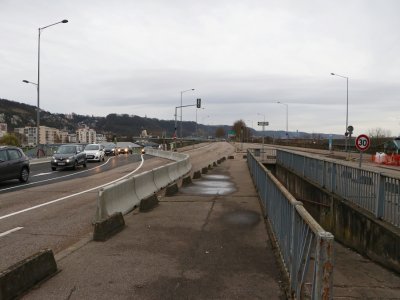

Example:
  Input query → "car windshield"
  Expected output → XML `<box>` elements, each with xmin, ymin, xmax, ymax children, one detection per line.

<box><xmin>57</xmin><ymin>145</ymin><xmax>77</xmax><ymax>154</ymax></box>
<box><xmin>104</xmin><ymin>144</ymin><xmax>115</xmax><ymax>150</ymax></box>
<box><xmin>85</xmin><ymin>145</ymin><xmax>100</xmax><ymax>151</ymax></box>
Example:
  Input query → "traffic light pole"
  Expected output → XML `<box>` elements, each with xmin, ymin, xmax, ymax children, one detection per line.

<box><xmin>174</xmin><ymin>104</ymin><xmax>197</xmax><ymax>141</ymax></box>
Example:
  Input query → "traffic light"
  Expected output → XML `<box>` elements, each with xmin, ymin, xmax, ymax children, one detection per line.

<box><xmin>196</xmin><ymin>98</ymin><xmax>201</xmax><ymax>108</ymax></box>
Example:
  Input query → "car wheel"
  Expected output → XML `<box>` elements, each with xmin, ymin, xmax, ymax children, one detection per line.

<box><xmin>19</xmin><ymin>167</ymin><xmax>29</xmax><ymax>183</ymax></box>
<box><xmin>51</xmin><ymin>167</ymin><xmax>56</xmax><ymax>171</ymax></box>
<box><xmin>83</xmin><ymin>159</ymin><xmax>87</xmax><ymax>168</ymax></box>
<box><xmin>102</xmin><ymin>156</ymin><xmax>105</xmax><ymax>162</ymax></box>
<box><xmin>73</xmin><ymin>160</ymin><xmax>78</xmax><ymax>170</ymax></box>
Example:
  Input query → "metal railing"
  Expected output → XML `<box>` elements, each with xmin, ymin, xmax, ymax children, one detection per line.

<box><xmin>247</xmin><ymin>150</ymin><xmax>334</xmax><ymax>299</ymax></box>
<box><xmin>277</xmin><ymin>150</ymin><xmax>400</xmax><ymax>228</ymax></box>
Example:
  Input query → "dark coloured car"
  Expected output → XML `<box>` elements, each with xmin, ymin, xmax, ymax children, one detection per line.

<box><xmin>51</xmin><ymin>144</ymin><xmax>87</xmax><ymax>171</ymax></box>
<box><xmin>104</xmin><ymin>143</ymin><xmax>118</xmax><ymax>156</ymax></box>
<box><xmin>0</xmin><ymin>146</ymin><xmax>30</xmax><ymax>183</ymax></box>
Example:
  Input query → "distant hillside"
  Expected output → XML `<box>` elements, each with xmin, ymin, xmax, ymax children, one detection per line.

<box><xmin>0</xmin><ymin>98</ymin><xmax>341</xmax><ymax>140</ymax></box>
<box><xmin>0</xmin><ymin>98</ymin><xmax>225</xmax><ymax>140</ymax></box>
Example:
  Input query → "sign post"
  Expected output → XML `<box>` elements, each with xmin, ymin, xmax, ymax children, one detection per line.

<box><xmin>355</xmin><ymin>134</ymin><xmax>370</xmax><ymax>168</ymax></box>
<box><xmin>257</xmin><ymin>121</ymin><xmax>269</xmax><ymax>155</ymax></box>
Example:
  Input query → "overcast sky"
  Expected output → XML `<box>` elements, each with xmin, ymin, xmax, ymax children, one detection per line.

<box><xmin>1</xmin><ymin>0</ymin><xmax>399</xmax><ymax>136</ymax></box>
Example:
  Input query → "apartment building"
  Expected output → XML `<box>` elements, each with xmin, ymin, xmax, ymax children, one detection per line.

<box><xmin>76</xmin><ymin>125</ymin><xmax>96</xmax><ymax>144</ymax></box>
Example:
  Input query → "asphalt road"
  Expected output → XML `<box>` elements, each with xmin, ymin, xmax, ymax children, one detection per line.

<box><xmin>0</xmin><ymin>152</ymin><xmax>170</xmax><ymax>271</ymax></box>
<box><xmin>0</xmin><ymin>142</ymin><xmax>234</xmax><ymax>272</ymax></box>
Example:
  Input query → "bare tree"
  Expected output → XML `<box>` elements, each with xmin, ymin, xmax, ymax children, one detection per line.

<box><xmin>368</xmin><ymin>127</ymin><xmax>392</xmax><ymax>147</ymax></box>
<box><xmin>215</xmin><ymin>127</ymin><xmax>226</xmax><ymax>138</ymax></box>
<box><xmin>232</xmin><ymin>120</ymin><xmax>247</xmax><ymax>142</ymax></box>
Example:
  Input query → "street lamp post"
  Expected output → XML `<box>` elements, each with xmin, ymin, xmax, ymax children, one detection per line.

<box><xmin>277</xmin><ymin>101</ymin><xmax>289</xmax><ymax>138</ymax></box>
<box><xmin>22</xmin><ymin>80</ymin><xmax>38</xmax><ymax>145</ymax></box>
<box><xmin>33</xmin><ymin>19</ymin><xmax>68</xmax><ymax>147</ymax></box>
<box><xmin>180</xmin><ymin>88</ymin><xmax>195</xmax><ymax>139</ymax></box>
<box><xmin>331</xmin><ymin>72</ymin><xmax>349</xmax><ymax>153</ymax></box>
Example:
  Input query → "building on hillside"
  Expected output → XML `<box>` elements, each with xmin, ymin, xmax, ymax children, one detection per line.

<box><xmin>0</xmin><ymin>123</ymin><xmax>7</xmax><ymax>138</ymax></box>
<box><xmin>40</xmin><ymin>126</ymin><xmax>60</xmax><ymax>144</ymax></box>
<box><xmin>68</xmin><ymin>133</ymin><xmax>77</xmax><ymax>143</ymax></box>
<box><xmin>14</xmin><ymin>126</ymin><xmax>61</xmax><ymax>146</ymax></box>
<box><xmin>96</xmin><ymin>133</ymin><xmax>107</xmax><ymax>144</ymax></box>
<box><xmin>59</xmin><ymin>130</ymin><xmax>70</xmax><ymax>143</ymax></box>
<box><xmin>14</xmin><ymin>126</ymin><xmax>37</xmax><ymax>146</ymax></box>
<box><xmin>76</xmin><ymin>125</ymin><xmax>96</xmax><ymax>144</ymax></box>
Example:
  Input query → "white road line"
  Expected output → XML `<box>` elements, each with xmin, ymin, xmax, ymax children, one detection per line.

<box><xmin>0</xmin><ymin>227</ymin><xmax>23</xmax><ymax>238</ymax></box>
<box><xmin>0</xmin><ymin>155</ymin><xmax>145</xmax><ymax>221</ymax></box>
<box><xmin>0</xmin><ymin>157</ymin><xmax>113</xmax><ymax>192</ymax></box>
<box><xmin>33</xmin><ymin>172</ymin><xmax>55</xmax><ymax>177</ymax></box>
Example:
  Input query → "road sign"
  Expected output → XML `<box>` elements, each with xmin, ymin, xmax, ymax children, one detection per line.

<box><xmin>257</xmin><ymin>122</ymin><xmax>269</xmax><ymax>126</ymax></box>
<box><xmin>228</xmin><ymin>130</ymin><xmax>236</xmax><ymax>137</ymax></box>
<box><xmin>355</xmin><ymin>134</ymin><xmax>370</xmax><ymax>152</ymax></box>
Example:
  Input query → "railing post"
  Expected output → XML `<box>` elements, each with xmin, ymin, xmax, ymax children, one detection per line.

<box><xmin>375</xmin><ymin>173</ymin><xmax>385</xmax><ymax>219</ymax></box>
<box><xmin>331</xmin><ymin>163</ymin><xmax>336</xmax><ymax>194</ymax></box>
<box><xmin>313</xmin><ymin>232</ymin><xmax>334</xmax><ymax>300</ymax></box>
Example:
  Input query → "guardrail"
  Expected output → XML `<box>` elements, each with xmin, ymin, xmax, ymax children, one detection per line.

<box><xmin>277</xmin><ymin>149</ymin><xmax>400</xmax><ymax>229</ymax></box>
<box><xmin>94</xmin><ymin>150</ymin><xmax>191</xmax><ymax>222</ymax></box>
<box><xmin>247</xmin><ymin>150</ymin><xmax>334</xmax><ymax>299</ymax></box>
<box><xmin>251</xmin><ymin>147</ymin><xmax>277</xmax><ymax>164</ymax></box>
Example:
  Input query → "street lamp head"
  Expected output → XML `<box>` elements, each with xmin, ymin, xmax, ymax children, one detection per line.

<box><xmin>330</xmin><ymin>72</ymin><xmax>335</xmax><ymax>75</ymax></box>
<box><xmin>22</xmin><ymin>80</ymin><xmax>29</xmax><ymax>83</ymax></box>
<box><xmin>62</xmin><ymin>19</ymin><xmax>68</xmax><ymax>23</ymax></box>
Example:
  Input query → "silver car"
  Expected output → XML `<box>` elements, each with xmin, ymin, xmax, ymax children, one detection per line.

<box><xmin>84</xmin><ymin>144</ymin><xmax>105</xmax><ymax>162</ymax></box>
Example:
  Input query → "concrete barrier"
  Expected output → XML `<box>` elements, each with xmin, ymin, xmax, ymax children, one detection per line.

<box><xmin>153</xmin><ymin>165</ymin><xmax>172</xmax><ymax>190</ymax></box>
<box><xmin>167</xmin><ymin>163</ymin><xmax>180</xmax><ymax>182</ymax></box>
<box><xmin>134</xmin><ymin>170</ymin><xmax>157</xmax><ymax>200</ymax></box>
<box><xmin>95</xmin><ymin>149</ymin><xmax>192</xmax><ymax>222</ymax></box>
<box><xmin>95</xmin><ymin>177</ymin><xmax>139</xmax><ymax>221</ymax></box>
<box><xmin>0</xmin><ymin>249</ymin><xmax>57</xmax><ymax>300</ymax></box>
<box><xmin>202</xmin><ymin>167</ymin><xmax>208</xmax><ymax>174</ymax></box>
<box><xmin>140</xmin><ymin>194</ymin><xmax>159</xmax><ymax>212</ymax></box>
<box><xmin>193</xmin><ymin>170</ymin><xmax>201</xmax><ymax>179</ymax></box>
<box><xmin>93</xmin><ymin>212</ymin><xmax>125</xmax><ymax>241</ymax></box>
<box><xmin>165</xmin><ymin>183</ymin><xmax>179</xmax><ymax>196</ymax></box>
<box><xmin>182</xmin><ymin>176</ymin><xmax>192</xmax><ymax>186</ymax></box>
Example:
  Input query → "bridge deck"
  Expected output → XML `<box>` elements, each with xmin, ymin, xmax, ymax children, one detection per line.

<box><xmin>23</xmin><ymin>153</ymin><xmax>400</xmax><ymax>299</ymax></box>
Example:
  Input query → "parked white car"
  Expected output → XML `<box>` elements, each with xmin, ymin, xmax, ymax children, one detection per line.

<box><xmin>84</xmin><ymin>144</ymin><xmax>105</xmax><ymax>162</ymax></box>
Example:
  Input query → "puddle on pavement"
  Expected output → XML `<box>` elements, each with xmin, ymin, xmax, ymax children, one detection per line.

<box><xmin>180</xmin><ymin>174</ymin><xmax>236</xmax><ymax>195</ymax></box>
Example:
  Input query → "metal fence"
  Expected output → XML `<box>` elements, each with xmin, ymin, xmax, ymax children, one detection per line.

<box><xmin>277</xmin><ymin>150</ymin><xmax>400</xmax><ymax>229</ymax></box>
<box><xmin>247</xmin><ymin>150</ymin><xmax>334</xmax><ymax>299</ymax></box>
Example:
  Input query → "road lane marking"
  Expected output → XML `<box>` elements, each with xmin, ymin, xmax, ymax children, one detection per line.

<box><xmin>0</xmin><ymin>157</ymin><xmax>114</xmax><ymax>192</ymax></box>
<box><xmin>0</xmin><ymin>227</ymin><xmax>23</xmax><ymax>238</ymax></box>
<box><xmin>0</xmin><ymin>155</ymin><xmax>145</xmax><ymax>221</ymax></box>
<box><xmin>33</xmin><ymin>172</ymin><xmax>55</xmax><ymax>177</ymax></box>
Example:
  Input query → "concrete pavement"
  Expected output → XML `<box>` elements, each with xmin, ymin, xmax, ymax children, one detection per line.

<box><xmin>23</xmin><ymin>153</ymin><xmax>286</xmax><ymax>299</ymax></box>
